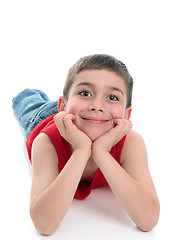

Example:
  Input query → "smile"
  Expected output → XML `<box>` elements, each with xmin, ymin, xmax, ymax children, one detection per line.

<box><xmin>81</xmin><ymin>117</ymin><xmax>109</xmax><ymax>125</ymax></box>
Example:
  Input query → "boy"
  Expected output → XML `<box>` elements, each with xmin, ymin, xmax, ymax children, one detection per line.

<box><xmin>12</xmin><ymin>54</ymin><xmax>160</xmax><ymax>235</ymax></box>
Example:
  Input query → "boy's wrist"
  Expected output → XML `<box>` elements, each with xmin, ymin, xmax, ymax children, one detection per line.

<box><xmin>73</xmin><ymin>145</ymin><xmax>92</xmax><ymax>157</ymax></box>
<box><xmin>92</xmin><ymin>148</ymin><xmax>110</xmax><ymax>164</ymax></box>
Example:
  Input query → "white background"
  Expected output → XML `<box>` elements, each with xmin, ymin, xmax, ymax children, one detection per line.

<box><xmin>1</xmin><ymin>0</ymin><xmax>176</xmax><ymax>239</ymax></box>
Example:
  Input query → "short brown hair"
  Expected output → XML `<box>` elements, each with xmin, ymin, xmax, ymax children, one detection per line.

<box><xmin>63</xmin><ymin>54</ymin><xmax>133</xmax><ymax>108</ymax></box>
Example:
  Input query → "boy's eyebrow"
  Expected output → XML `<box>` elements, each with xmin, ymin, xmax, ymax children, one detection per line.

<box><xmin>75</xmin><ymin>82</ymin><xmax>94</xmax><ymax>88</ymax></box>
<box><xmin>75</xmin><ymin>82</ymin><xmax>124</xmax><ymax>95</ymax></box>
<box><xmin>109</xmin><ymin>87</ymin><xmax>124</xmax><ymax>96</ymax></box>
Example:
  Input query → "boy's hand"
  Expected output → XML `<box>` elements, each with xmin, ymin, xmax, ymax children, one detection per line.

<box><xmin>92</xmin><ymin>119</ymin><xmax>132</xmax><ymax>153</ymax></box>
<box><xmin>54</xmin><ymin>111</ymin><xmax>92</xmax><ymax>151</ymax></box>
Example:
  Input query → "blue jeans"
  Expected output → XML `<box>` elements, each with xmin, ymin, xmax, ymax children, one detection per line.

<box><xmin>12</xmin><ymin>89</ymin><xmax>58</xmax><ymax>138</ymax></box>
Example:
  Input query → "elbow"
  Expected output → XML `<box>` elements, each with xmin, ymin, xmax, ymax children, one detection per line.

<box><xmin>137</xmin><ymin>198</ymin><xmax>160</xmax><ymax>232</ymax></box>
<box><xmin>35</xmin><ymin>224</ymin><xmax>57</xmax><ymax>236</ymax></box>
<box><xmin>38</xmin><ymin>228</ymin><xmax>56</xmax><ymax>236</ymax></box>
<box><xmin>30</xmin><ymin>206</ymin><xmax>59</xmax><ymax>236</ymax></box>
<box><xmin>137</xmin><ymin>218</ymin><xmax>158</xmax><ymax>232</ymax></box>
<box><xmin>36</xmin><ymin>226</ymin><xmax>56</xmax><ymax>237</ymax></box>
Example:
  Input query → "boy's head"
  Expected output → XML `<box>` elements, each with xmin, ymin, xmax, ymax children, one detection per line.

<box><xmin>63</xmin><ymin>54</ymin><xmax>133</xmax><ymax>108</ymax></box>
<box><xmin>59</xmin><ymin>54</ymin><xmax>133</xmax><ymax>141</ymax></box>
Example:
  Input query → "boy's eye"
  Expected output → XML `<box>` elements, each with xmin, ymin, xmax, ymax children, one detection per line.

<box><xmin>107</xmin><ymin>94</ymin><xmax>119</xmax><ymax>101</ymax></box>
<box><xmin>79</xmin><ymin>90</ymin><xmax>92</xmax><ymax>97</ymax></box>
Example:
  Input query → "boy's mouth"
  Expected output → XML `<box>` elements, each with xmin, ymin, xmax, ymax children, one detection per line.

<box><xmin>81</xmin><ymin>117</ymin><xmax>109</xmax><ymax>125</ymax></box>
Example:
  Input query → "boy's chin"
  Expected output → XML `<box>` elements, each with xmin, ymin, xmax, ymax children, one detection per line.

<box><xmin>85</xmin><ymin>131</ymin><xmax>107</xmax><ymax>142</ymax></box>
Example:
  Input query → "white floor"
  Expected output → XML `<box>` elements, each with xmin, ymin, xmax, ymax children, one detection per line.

<box><xmin>1</xmin><ymin>1</ymin><xmax>176</xmax><ymax>239</ymax></box>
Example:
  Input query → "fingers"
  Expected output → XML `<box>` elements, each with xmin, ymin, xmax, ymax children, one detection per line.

<box><xmin>112</xmin><ymin>119</ymin><xmax>132</xmax><ymax>141</ymax></box>
<box><xmin>53</xmin><ymin>111</ymin><xmax>91</xmax><ymax>151</ymax></box>
<box><xmin>114</xmin><ymin>119</ymin><xmax>132</xmax><ymax>130</ymax></box>
<box><xmin>63</xmin><ymin>113</ymin><xmax>76</xmax><ymax>129</ymax></box>
<box><xmin>53</xmin><ymin>111</ymin><xmax>76</xmax><ymax>133</ymax></box>
<box><xmin>53</xmin><ymin>111</ymin><xmax>67</xmax><ymax>132</ymax></box>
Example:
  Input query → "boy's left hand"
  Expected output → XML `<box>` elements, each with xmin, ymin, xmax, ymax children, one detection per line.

<box><xmin>92</xmin><ymin>119</ymin><xmax>132</xmax><ymax>153</ymax></box>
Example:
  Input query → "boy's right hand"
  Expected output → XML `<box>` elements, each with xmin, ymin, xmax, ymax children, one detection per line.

<box><xmin>54</xmin><ymin>111</ymin><xmax>92</xmax><ymax>152</ymax></box>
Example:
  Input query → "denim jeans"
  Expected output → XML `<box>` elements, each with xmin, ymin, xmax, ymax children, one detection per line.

<box><xmin>12</xmin><ymin>89</ymin><xmax>58</xmax><ymax>138</ymax></box>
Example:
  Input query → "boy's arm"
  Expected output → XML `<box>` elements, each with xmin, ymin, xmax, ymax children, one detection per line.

<box><xmin>92</xmin><ymin>122</ymin><xmax>160</xmax><ymax>232</ymax></box>
<box><xmin>30</xmin><ymin>112</ymin><xmax>91</xmax><ymax>236</ymax></box>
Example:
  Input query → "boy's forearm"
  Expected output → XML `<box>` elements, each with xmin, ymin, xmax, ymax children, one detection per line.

<box><xmin>93</xmin><ymin>150</ymin><xmax>160</xmax><ymax>232</ymax></box>
<box><xmin>30</xmin><ymin>148</ymin><xmax>91</xmax><ymax>235</ymax></box>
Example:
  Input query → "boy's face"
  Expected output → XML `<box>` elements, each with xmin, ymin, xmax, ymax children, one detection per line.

<box><xmin>60</xmin><ymin>70</ymin><xmax>132</xmax><ymax>141</ymax></box>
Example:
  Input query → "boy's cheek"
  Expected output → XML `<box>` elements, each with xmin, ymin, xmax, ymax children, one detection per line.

<box><xmin>111</xmin><ymin>108</ymin><xmax>126</xmax><ymax>121</ymax></box>
<box><xmin>65</xmin><ymin>100</ymin><xmax>83</xmax><ymax>115</ymax></box>
<box><xmin>65</xmin><ymin>104</ymin><xmax>77</xmax><ymax>115</ymax></box>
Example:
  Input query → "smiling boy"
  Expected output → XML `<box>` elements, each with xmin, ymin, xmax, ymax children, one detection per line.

<box><xmin>12</xmin><ymin>54</ymin><xmax>160</xmax><ymax>235</ymax></box>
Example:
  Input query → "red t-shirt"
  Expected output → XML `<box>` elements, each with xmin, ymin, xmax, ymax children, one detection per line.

<box><xmin>26</xmin><ymin>114</ymin><xmax>126</xmax><ymax>200</ymax></box>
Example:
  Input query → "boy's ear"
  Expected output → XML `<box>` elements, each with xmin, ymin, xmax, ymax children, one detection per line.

<box><xmin>124</xmin><ymin>107</ymin><xmax>132</xmax><ymax>120</ymax></box>
<box><xmin>58</xmin><ymin>96</ymin><xmax>67</xmax><ymax>111</ymax></box>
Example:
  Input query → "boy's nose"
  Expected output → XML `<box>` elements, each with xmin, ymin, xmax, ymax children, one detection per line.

<box><xmin>88</xmin><ymin>98</ymin><xmax>105</xmax><ymax>113</ymax></box>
